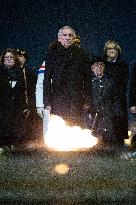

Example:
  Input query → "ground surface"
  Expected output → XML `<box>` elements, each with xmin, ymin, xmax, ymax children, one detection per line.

<box><xmin>0</xmin><ymin>146</ymin><xmax>136</xmax><ymax>205</ymax></box>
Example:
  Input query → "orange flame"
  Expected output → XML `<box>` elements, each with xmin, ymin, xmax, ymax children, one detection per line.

<box><xmin>44</xmin><ymin>115</ymin><xmax>98</xmax><ymax>151</ymax></box>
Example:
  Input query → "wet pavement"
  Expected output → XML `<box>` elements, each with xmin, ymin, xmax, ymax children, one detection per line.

<box><xmin>0</xmin><ymin>146</ymin><xmax>136</xmax><ymax>204</ymax></box>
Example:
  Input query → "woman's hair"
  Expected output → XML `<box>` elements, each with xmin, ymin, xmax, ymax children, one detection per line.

<box><xmin>104</xmin><ymin>40</ymin><xmax>121</xmax><ymax>53</ymax></box>
<box><xmin>1</xmin><ymin>48</ymin><xmax>21</xmax><ymax>67</ymax></box>
<box><xmin>103</xmin><ymin>40</ymin><xmax>121</xmax><ymax>60</ymax></box>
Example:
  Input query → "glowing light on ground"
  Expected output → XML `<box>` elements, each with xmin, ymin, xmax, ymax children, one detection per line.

<box><xmin>44</xmin><ymin>115</ymin><xmax>98</xmax><ymax>151</ymax></box>
<box><xmin>54</xmin><ymin>163</ymin><xmax>69</xmax><ymax>174</ymax></box>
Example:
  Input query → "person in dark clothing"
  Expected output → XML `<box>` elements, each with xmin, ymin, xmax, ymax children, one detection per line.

<box><xmin>16</xmin><ymin>49</ymin><xmax>37</xmax><ymax>146</ymax></box>
<box><xmin>0</xmin><ymin>48</ymin><xmax>21</xmax><ymax>146</ymax></box>
<box><xmin>43</xmin><ymin>26</ymin><xmax>92</xmax><ymax>127</ymax></box>
<box><xmin>103</xmin><ymin>40</ymin><xmax>129</xmax><ymax>146</ymax></box>
<box><xmin>0</xmin><ymin>48</ymin><xmax>37</xmax><ymax>148</ymax></box>
<box><xmin>89</xmin><ymin>56</ymin><xmax>116</xmax><ymax>145</ymax></box>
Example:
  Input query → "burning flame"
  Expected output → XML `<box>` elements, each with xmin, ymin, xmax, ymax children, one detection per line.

<box><xmin>44</xmin><ymin>115</ymin><xmax>98</xmax><ymax>151</ymax></box>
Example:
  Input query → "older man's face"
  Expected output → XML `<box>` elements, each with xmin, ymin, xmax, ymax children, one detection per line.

<box><xmin>58</xmin><ymin>28</ymin><xmax>75</xmax><ymax>48</ymax></box>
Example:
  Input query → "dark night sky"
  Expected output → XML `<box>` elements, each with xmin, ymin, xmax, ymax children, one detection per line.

<box><xmin>0</xmin><ymin>0</ymin><xmax>136</xmax><ymax>68</ymax></box>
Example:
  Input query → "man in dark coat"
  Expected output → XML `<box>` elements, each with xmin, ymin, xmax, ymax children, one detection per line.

<box><xmin>103</xmin><ymin>40</ymin><xmax>129</xmax><ymax>146</ymax></box>
<box><xmin>43</xmin><ymin>26</ymin><xmax>91</xmax><ymax>127</ymax></box>
<box><xmin>89</xmin><ymin>56</ymin><xmax>116</xmax><ymax>145</ymax></box>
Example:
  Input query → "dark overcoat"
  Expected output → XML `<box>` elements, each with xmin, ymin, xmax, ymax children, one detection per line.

<box><xmin>90</xmin><ymin>73</ymin><xmax>116</xmax><ymax>143</ymax></box>
<box><xmin>43</xmin><ymin>42</ymin><xmax>92</xmax><ymax>126</ymax></box>
<box><xmin>0</xmin><ymin>66</ymin><xmax>12</xmax><ymax>145</ymax></box>
<box><xmin>0</xmin><ymin>65</ymin><xmax>37</xmax><ymax>145</ymax></box>
<box><xmin>104</xmin><ymin>59</ymin><xmax>129</xmax><ymax>141</ymax></box>
<box><xmin>10</xmin><ymin>66</ymin><xmax>37</xmax><ymax>144</ymax></box>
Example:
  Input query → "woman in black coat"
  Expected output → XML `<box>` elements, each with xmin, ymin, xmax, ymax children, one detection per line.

<box><xmin>0</xmin><ymin>48</ymin><xmax>21</xmax><ymax>146</ymax></box>
<box><xmin>103</xmin><ymin>40</ymin><xmax>129</xmax><ymax>146</ymax></box>
<box><xmin>0</xmin><ymin>48</ymin><xmax>37</xmax><ymax>147</ymax></box>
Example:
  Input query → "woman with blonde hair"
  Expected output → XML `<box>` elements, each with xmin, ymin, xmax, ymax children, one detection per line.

<box><xmin>103</xmin><ymin>40</ymin><xmax>129</xmax><ymax>147</ymax></box>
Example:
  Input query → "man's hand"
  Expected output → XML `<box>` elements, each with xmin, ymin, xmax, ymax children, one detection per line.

<box><xmin>37</xmin><ymin>107</ymin><xmax>44</xmax><ymax>118</ymax></box>
<box><xmin>130</xmin><ymin>106</ymin><xmax>136</xmax><ymax>113</ymax></box>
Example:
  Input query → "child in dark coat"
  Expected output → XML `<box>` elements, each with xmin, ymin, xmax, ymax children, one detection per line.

<box><xmin>89</xmin><ymin>56</ymin><xmax>117</xmax><ymax>146</ymax></box>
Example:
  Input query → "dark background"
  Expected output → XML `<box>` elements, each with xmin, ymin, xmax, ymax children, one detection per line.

<box><xmin>0</xmin><ymin>0</ymin><xmax>136</xmax><ymax>69</ymax></box>
<box><xmin>0</xmin><ymin>2</ymin><xmax>136</xmax><ymax>203</ymax></box>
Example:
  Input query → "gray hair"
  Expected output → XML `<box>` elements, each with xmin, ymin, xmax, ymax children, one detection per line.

<box><xmin>58</xmin><ymin>26</ymin><xmax>76</xmax><ymax>39</ymax></box>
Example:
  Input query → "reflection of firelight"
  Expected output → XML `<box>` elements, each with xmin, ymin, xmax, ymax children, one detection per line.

<box><xmin>54</xmin><ymin>164</ymin><xmax>69</xmax><ymax>175</ymax></box>
<box><xmin>44</xmin><ymin>115</ymin><xmax>98</xmax><ymax>151</ymax></box>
